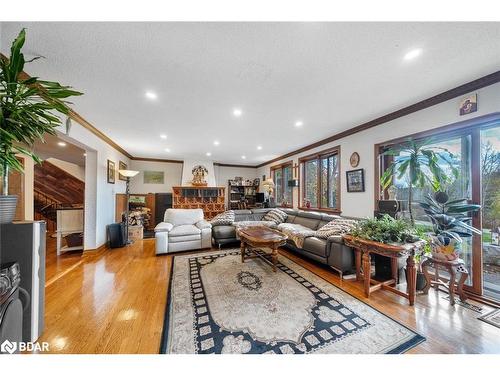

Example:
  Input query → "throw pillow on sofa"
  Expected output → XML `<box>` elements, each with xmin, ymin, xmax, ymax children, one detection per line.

<box><xmin>210</xmin><ymin>210</ymin><xmax>235</xmax><ymax>226</ymax></box>
<box><xmin>262</xmin><ymin>208</ymin><xmax>288</xmax><ymax>225</ymax></box>
<box><xmin>315</xmin><ymin>218</ymin><xmax>357</xmax><ymax>239</ymax></box>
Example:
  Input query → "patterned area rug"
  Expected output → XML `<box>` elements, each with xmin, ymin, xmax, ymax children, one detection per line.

<box><xmin>160</xmin><ymin>249</ymin><xmax>425</xmax><ymax>354</ymax></box>
<box><xmin>478</xmin><ymin>309</ymin><xmax>500</xmax><ymax>329</ymax></box>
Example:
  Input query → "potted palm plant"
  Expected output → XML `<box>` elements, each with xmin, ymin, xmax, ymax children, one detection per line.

<box><xmin>0</xmin><ymin>29</ymin><xmax>82</xmax><ymax>223</ymax></box>
<box><xmin>420</xmin><ymin>191</ymin><xmax>481</xmax><ymax>261</ymax></box>
<box><xmin>380</xmin><ymin>139</ymin><xmax>458</xmax><ymax>224</ymax></box>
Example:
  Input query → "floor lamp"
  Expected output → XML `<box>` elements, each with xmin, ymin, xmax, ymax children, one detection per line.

<box><xmin>118</xmin><ymin>169</ymin><xmax>139</xmax><ymax>244</ymax></box>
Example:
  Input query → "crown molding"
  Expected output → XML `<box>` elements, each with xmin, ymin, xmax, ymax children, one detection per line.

<box><xmin>131</xmin><ymin>157</ymin><xmax>183</xmax><ymax>164</ymax></box>
<box><xmin>213</xmin><ymin>162</ymin><xmax>256</xmax><ymax>169</ymax></box>
<box><xmin>255</xmin><ymin>69</ymin><xmax>500</xmax><ymax>168</ymax></box>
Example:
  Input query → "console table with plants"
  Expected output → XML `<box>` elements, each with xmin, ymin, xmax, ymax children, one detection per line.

<box><xmin>343</xmin><ymin>235</ymin><xmax>425</xmax><ymax>306</ymax></box>
<box><xmin>344</xmin><ymin>215</ymin><xmax>426</xmax><ymax>306</ymax></box>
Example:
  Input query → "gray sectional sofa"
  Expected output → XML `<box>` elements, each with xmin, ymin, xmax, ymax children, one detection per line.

<box><xmin>211</xmin><ymin>208</ymin><xmax>355</xmax><ymax>277</ymax></box>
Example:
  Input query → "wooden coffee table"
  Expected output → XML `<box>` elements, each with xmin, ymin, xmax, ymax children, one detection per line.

<box><xmin>237</xmin><ymin>226</ymin><xmax>288</xmax><ymax>272</ymax></box>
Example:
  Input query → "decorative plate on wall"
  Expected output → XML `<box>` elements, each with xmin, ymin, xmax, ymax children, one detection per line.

<box><xmin>350</xmin><ymin>152</ymin><xmax>360</xmax><ymax>168</ymax></box>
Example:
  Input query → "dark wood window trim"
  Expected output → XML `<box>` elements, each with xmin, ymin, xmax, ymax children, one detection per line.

<box><xmin>373</xmin><ymin>112</ymin><xmax>500</xmax><ymax>306</ymax></box>
<box><xmin>270</xmin><ymin>160</ymin><xmax>294</xmax><ymax>208</ymax></box>
<box><xmin>298</xmin><ymin>145</ymin><xmax>341</xmax><ymax>214</ymax></box>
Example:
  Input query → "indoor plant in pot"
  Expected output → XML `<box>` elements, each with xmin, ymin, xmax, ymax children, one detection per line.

<box><xmin>420</xmin><ymin>191</ymin><xmax>481</xmax><ymax>261</ymax></box>
<box><xmin>380</xmin><ymin>138</ymin><xmax>458</xmax><ymax>225</ymax></box>
<box><xmin>0</xmin><ymin>29</ymin><xmax>82</xmax><ymax>223</ymax></box>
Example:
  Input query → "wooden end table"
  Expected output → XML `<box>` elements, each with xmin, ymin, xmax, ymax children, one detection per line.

<box><xmin>343</xmin><ymin>235</ymin><xmax>425</xmax><ymax>306</ymax></box>
<box><xmin>237</xmin><ymin>226</ymin><xmax>288</xmax><ymax>272</ymax></box>
<box><xmin>421</xmin><ymin>257</ymin><xmax>469</xmax><ymax>305</ymax></box>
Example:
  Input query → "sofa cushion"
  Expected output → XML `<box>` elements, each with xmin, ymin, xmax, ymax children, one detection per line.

<box><xmin>316</xmin><ymin>218</ymin><xmax>357</xmax><ymax>239</ymax></box>
<box><xmin>164</xmin><ymin>209</ymin><xmax>204</xmax><ymax>226</ymax></box>
<box><xmin>302</xmin><ymin>237</ymin><xmax>328</xmax><ymax>258</ymax></box>
<box><xmin>169</xmin><ymin>234</ymin><xmax>201</xmax><ymax>243</ymax></box>
<box><xmin>210</xmin><ymin>210</ymin><xmax>235</xmax><ymax>226</ymax></box>
<box><xmin>262</xmin><ymin>208</ymin><xmax>288</xmax><ymax>225</ymax></box>
<box><xmin>251</xmin><ymin>208</ymin><xmax>272</xmax><ymax>214</ymax></box>
<box><xmin>293</xmin><ymin>214</ymin><xmax>321</xmax><ymax>230</ymax></box>
<box><xmin>233</xmin><ymin>221</ymin><xmax>277</xmax><ymax>229</ymax></box>
<box><xmin>212</xmin><ymin>225</ymin><xmax>236</xmax><ymax>239</ymax></box>
<box><xmin>234</xmin><ymin>210</ymin><xmax>255</xmax><ymax>222</ymax></box>
<box><xmin>169</xmin><ymin>224</ymin><xmax>201</xmax><ymax>237</ymax></box>
<box><xmin>277</xmin><ymin>223</ymin><xmax>317</xmax><ymax>248</ymax></box>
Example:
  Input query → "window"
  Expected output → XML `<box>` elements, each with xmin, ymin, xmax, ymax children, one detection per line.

<box><xmin>299</xmin><ymin>146</ymin><xmax>340</xmax><ymax>212</ymax></box>
<box><xmin>375</xmin><ymin>114</ymin><xmax>500</xmax><ymax>302</ymax></box>
<box><xmin>271</xmin><ymin>162</ymin><xmax>293</xmax><ymax>207</ymax></box>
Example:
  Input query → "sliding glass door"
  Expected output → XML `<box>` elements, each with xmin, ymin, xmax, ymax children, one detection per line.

<box><xmin>481</xmin><ymin>125</ymin><xmax>500</xmax><ymax>301</ymax></box>
<box><xmin>378</xmin><ymin>117</ymin><xmax>500</xmax><ymax>302</ymax></box>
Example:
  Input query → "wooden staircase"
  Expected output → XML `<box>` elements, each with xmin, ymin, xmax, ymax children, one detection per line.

<box><xmin>34</xmin><ymin>161</ymin><xmax>84</xmax><ymax>232</ymax></box>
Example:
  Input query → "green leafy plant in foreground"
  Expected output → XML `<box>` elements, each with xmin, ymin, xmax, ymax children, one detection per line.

<box><xmin>380</xmin><ymin>138</ymin><xmax>458</xmax><ymax>224</ymax></box>
<box><xmin>0</xmin><ymin>28</ymin><xmax>82</xmax><ymax>194</ymax></box>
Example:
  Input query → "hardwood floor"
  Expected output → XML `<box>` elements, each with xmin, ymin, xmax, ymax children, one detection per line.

<box><xmin>38</xmin><ymin>239</ymin><xmax>500</xmax><ymax>354</ymax></box>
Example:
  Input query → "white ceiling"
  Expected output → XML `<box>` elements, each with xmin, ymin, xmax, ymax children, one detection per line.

<box><xmin>33</xmin><ymin>133</ymin><xmax>86</xmax><ymax>166</ymax></box>
<box><xmin>2</xmin><ymin>22</ymin><xmax>500</xmax><ymax>165</ymax></box>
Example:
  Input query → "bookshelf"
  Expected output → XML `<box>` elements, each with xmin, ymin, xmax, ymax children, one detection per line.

<box><xmin>228</xmin><ymin>180</ymin><xmax>259</xmax><ymax>209</ymax></box>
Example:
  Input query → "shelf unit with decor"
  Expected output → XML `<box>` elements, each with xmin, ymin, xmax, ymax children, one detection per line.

<box><xmin>172</xmin><ymin>186</ymin><xmax>225</xmax><ymax>219</ymax></box>
<box><xmin>228</xmin><ymin>181</ymin><xmax>258</xmax><ymax>209</ymax></box>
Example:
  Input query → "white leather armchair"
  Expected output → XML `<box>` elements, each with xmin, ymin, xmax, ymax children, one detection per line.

<box><xmin>154</xmin><ymin>208</ymin><xmax>212</xmax><ymax>255</ymax></box>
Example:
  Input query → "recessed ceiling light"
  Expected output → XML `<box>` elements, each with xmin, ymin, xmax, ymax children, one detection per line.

<box><xmin>160</xmin><ymin>134</ymin><xmax>167</xmax><ymax>139</ymax></box>
<box><xmin>241</xmin><ymin>155</ymin><xmax>246</xmax><ymax>159</ymax></box>
<box><xmin>57</xmin><ymin>141</ymin><xmax>67</xmax><ymax>147</ymax></box>
<box><xmin>145</xmin><ymin>91</ymin><xmax>158</xmax><ymax>100</ymax></box>
<box><xmin>233</xmin><ymin>108</ymin><xmax>243</xmax><ymax>117</ymax></box>
<box><xmin>257</xmin><ymin>145</ymin><xmax>263</xmax><ymax>150</ymax></box>
<box><xmin>206</xmin><ymin>152</ymin><xmax>212</xmax><ymax>157</ymax></box>
<box><xmin>213</xmin><ymin>140</ymin><xmax>220</xmax><ymax>146</ymax></box>
<box><xmin>295</xmin><ymin>121</ymin><xmax>303</xmax><ymax>127</ymax></box>
<box><xmin>403</xmin><ymin>48</ymin><xmax>422</xmax><ymax>61</ymax></box>
<box><xmin>164</xmin><ymin>148</ymin><xmax>171</xmax><ymax>152</ymax></box>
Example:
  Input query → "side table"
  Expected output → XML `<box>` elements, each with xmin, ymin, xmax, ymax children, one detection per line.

<box><xmin>421</xmin><ymin>257</ymin><xmax>469</xmax><ymax>305</ymax></box>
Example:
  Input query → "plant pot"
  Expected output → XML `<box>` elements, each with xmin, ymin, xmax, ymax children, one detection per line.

<box><xmin>405</xmin><ymin>268</ymin><xmax>427</xmax><ymax>291</ymax></box>
<box><xmin>429</xmin><ymin>235</ymin><xmax>460</xmax><ymax>262</ymax></box>
<box><xmin>0</xmin><ymin>195</ymin><xmax>18</xmax><ymax>224</ymax></box>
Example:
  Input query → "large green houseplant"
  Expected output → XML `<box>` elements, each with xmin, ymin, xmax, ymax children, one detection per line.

<box><xmin>380</xmin><ymin>138</ymin><xmax>458</xmax><ymax>224</ymax></box>
<box><xmin>420</xmin><ymin>191</ymin><xmax>481</xmax><ymax>261</ymax></box>
<box><xmin>0</xmin><ymin>29</ymin><xmax>82</xmax><ymax>222</ymax></box>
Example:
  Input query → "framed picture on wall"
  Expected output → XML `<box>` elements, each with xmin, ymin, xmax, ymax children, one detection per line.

<box><xmin>459</xmin><ymin>93</ymin><xmax>477</xmax><ymax>116</ymax></box>
<box><xmin>144</xmin><ymin>171</ymin><xmax>164</xmax><ymax>184</ymax></box>
<box><xmin>118</xmin><ymin>161</ymin><xmax>127</xmax><ymax>181</ymax></box>
<box><xmin>107</xmin><ymin>160</ymin><xmax>115</xmax><ymax>184</ymax></box>
<box><xmin>346</xmin><ymin>169</ymin><xmax>365</xmax><ymax>192</ymax></box>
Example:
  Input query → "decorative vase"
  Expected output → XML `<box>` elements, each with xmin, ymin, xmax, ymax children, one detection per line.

<box><xmin>429</xmin><ymin>235</ymin><xmax>460</xmax><ymax>262</ymax></box>
<box><xmin>0</xmin><ymin>195</ymin><xmax>18</xmax><ymax>224</ymax></box>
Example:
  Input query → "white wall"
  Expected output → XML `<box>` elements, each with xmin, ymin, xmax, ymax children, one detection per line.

<box><xmin>181</xmin><ymin>160</ymin><xmax>216</xmax><ymax>186</ymax></box>
<box><xmin>129</xmin><ymin>160</ymin><xmax>183</xmax><ymax>193</ymax></box>
<box><xmin>56</xmin><ymin>124</ymin><xmax>129</xmax><ymax>250</ymax></box>
<box><xmin>257</xmin><ymin>83</ymin><xmax>500</xmax><ymax>218</ymax></box>
<box><xmin>127</xmin><ymin>161</ymin><xmax>258</xmax><ymax>208</ymax></box>
<box><xmin>46</xmin><ymin>157</ymin><xmax>85</xmax><ymax>181</ymax></box>
<box><xmin>214</xmin><ymin>165</ymin><xmax>258</xmax><ymax>208</ymax></box>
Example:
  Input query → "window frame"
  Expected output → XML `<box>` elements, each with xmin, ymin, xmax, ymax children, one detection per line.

<box><xmin>373</xmin><ymin>112</ymin><xmax>500</xmax><ymax>305</ymax></box>
<box><xmin>270</xmin><ymin>160</ymin><xmax>294</xmax><ymax>208</ymax></box>
<box><xmin>298</xmin><ymin>145</ymin><xmax>341</xmax><ymax>214</ymax></box>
